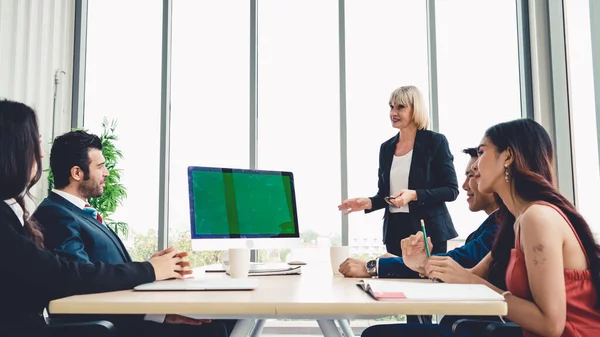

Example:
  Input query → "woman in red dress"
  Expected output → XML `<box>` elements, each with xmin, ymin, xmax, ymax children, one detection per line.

<box><xmin>422</xmin><ymin>118</ymin><xmax>600</xmax><ymax>337</ymax></box>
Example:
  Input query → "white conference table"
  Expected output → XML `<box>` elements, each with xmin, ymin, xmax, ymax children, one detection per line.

<box><xmin>49</xmin><ymin>264</ymin><xmax>507</xmax><ymax>337</ymax></box>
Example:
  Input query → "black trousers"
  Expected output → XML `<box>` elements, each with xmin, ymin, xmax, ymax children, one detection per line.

<box><xmin>361</xmin><ymin>315</ymin><xmax>511</xmax><ymax>337</ymax></box>
<box><xmin>115</xmin><ymin>319</ymin><xmax>231</xmax><ymax>337</ymax></box>
<box><xmin>386</xmin><ymin>241</ymin><xmax>448</xmax><ymax>257</ymax></box>
<box><xmin>384</xmin><ymin>212</ymin><xmax>448</xmax><ymax>257</ymax></box>
<box><xmin>384</xmin><ymin>212</ymin><xmax>448</xmax><ymax>324</ymax></box>
<box><xmin>49</xmin><ymin>315</ymin><xmax>235</xmax><ymax>337</ymax></box>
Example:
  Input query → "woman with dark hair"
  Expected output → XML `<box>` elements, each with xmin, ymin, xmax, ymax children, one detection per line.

<box><xmin>422</xmin><ymin>118</ymin><xmax>600</xmax><ymax>336</ymax></box>
<box><xmin>0</xmin><ymin>100</ymin><xmax>190</xmax><ymax>336</ymax></box>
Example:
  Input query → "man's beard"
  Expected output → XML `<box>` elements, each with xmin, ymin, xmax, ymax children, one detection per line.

<box><xmin>79</xmin><ymin>180</ymin><xmax>103</xmax><ymax>199</ymax></box>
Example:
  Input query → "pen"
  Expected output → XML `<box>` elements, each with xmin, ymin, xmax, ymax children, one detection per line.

<box><xmin>420</xmin><ymin>219</ymin><xmax>431</xmax><ymax>258</ymax></box>
<box><xmin>420</xmin><ymin>219</ymin><xmax>440</xmax><ymax>282</ymax></box>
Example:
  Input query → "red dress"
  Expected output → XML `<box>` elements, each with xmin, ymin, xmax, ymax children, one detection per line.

<box><xmin>505</xmin><ymin>201</ymin><xmax>600</xmax><ymax>336</ymax></box>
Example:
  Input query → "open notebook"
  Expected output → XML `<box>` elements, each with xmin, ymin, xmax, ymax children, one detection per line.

<box><xmin>357</xmin><ymin>279</ymin><xmax>505</xmax><ymax>302</ymax></box>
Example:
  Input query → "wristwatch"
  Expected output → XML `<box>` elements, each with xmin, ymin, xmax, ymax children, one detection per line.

<box><xmin>366</xmin><ymin>259</ymin><xmax>378</xmax><ymax>276</ymax></box>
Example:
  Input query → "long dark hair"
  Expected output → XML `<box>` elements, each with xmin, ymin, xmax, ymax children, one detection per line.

<box><xmin>0</xmin><ymin>99</ymin><xmax>45</xmax><ymax>248</ymax></box>
<box><xmin>486</xmin><ymin>119</ymin><xmax>600</xmax><ymax>307</ymax></box>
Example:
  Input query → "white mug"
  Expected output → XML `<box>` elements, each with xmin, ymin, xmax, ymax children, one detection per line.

<box><xmin>228</xmin><ymin>248</ymin><xmax>251</xmax><ymax>278</ymax></box>
<box><xmin>330</xmin><ymin>246</ymin><xmax>350</xmax><ymax>276</ymax></box>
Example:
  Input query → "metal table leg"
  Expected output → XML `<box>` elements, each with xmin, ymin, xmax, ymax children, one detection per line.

<box><xmin>230</xmin><ymin>319</ymin><xmax>257</xmax><ymax>337</ymax></box>
<box><xmin>249</xmin><ymin>319</ymin><xmax>266</xmax><ymax>337</ymax></box>
<box><xmin>336</xmin><ymin>319</ymin><xmax>355</xmax><ymax>337</ymax></box>
<box><xmin>317</xmin><ymin>320</ymin><xmax>342</xmax><ymax>337</ymax></box>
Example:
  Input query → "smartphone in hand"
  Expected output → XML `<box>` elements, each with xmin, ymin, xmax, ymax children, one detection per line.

<box><xmin>384</xmin><ymin>196</ymin><xmax>396</xmax><ymax>205</ymax></box>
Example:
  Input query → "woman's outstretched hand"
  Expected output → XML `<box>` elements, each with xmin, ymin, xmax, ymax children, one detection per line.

<box><xmin>338</xmin><ymin>197</ymin><xmax>372</xmax><ymax>215</ymax></box>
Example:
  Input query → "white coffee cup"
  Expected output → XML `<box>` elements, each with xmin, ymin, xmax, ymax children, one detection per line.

<box><xmin>228</xmin><ymin>248</ymin><xmax>251</xmax><ymax>278</ymax></box>
<box><xmin>330</xmin><ymin>246</ymin><xmax>350</xmax><ymax>276</ymax></box>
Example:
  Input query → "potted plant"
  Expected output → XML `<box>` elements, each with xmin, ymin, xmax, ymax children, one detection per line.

<box><xmin>47</xmin><ymin>118</ymin><xmax>129</xmax><ymax>238</ymax></box>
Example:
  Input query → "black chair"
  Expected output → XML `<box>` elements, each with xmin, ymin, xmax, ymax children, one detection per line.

<box><xmin>484</xmin><ymin>321</ymin><xmax>522</xmax><ymax>337</ymax></box>
<box><xmin>47</xmin><ymin>320</ymin><xmax>116</xmax><ymax>337</ymax></box>
<box><xmin>452</xmin><ymin>318</ymin><xmax>500</xmax><ymax>336</ymax></box>
<box><xmin>452</xmin><ymin>319</ymin><xmax>522</xmax><ymax>337</ymax></box>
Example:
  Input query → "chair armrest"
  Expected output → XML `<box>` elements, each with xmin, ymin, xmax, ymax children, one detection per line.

<box><xmin>484</xmin><ymin>322</ymin><xmax>522</xmax><ymax>337</ymax></box>
<box><xmin>47</xmin><ymin>320</ymin><xmax>116</xmax><ymax>337</ymax></box>
<box><xmin>451</xmin><ymin>319</ymin><xmax>501</xmax><ymax>336</ymax></box>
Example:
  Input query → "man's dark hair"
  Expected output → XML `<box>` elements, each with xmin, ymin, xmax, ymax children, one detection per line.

<box><xmin>462</xmin><ymin>147</ymin><xmax>478</xmax><ymax>159</ymax></box>
<box><xmin>50</xmin><ymin>130</ymin><xmax>102</xmax><ymax>189</ymax></box>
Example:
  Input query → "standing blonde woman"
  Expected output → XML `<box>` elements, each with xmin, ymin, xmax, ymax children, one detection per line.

<box><xmin>339</xmin><ymin>85</ymin><xmax>459</xmax><ymax>259</ymax></box>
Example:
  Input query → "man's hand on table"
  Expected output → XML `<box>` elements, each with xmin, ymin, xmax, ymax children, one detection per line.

<box><xmin>338</xmin><ymin>258</ymin><xmax>370</xmax><ymax>278</ymax></box>
<box><xmin>164</xmin><ymin>315</ymin><xmax>212</xmax><ymax>325</ymax></box>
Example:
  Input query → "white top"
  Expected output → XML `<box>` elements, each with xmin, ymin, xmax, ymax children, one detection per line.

<box><xmin>389</xmin><ymin>150</ymin><xmax>412</xmax><ymax>213</ymax></box>
<box><xmin>3</xmin><ymin>199</ymin><xmax>24</xmax><ymax>226</ymax></box>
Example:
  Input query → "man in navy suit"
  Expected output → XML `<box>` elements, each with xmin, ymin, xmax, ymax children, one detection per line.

<box><xmin>339</xmin><ymin>147</ymin><xmax>498</xmax><ymax>278</ymax></box>
<box><xmin>32</xmin><ymin>130</ymin><xmax>230</xmax><ymax>337</ymax></box>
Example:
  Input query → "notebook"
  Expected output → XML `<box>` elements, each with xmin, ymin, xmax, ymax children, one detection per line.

<box><xmin>357</xmin><ymin>279</ymin><xmax>505</xmax><ymax>301</ymax></box>
<box><xmin>134</xmin><ymin>278</ymin><xmax>259</xmax><ymax>291</ymax></box>
<box><xmin>205</xmin><ymin>263</ymin><xmax>302</xmax><ymax>276</ymax></box>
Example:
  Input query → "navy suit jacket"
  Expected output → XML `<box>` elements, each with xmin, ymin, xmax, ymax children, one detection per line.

<box><xmin>367</xmin><ymin>129</ymin><xmax>460</xmax><ymax>244</ymax></box>
<box><xmin>378</xmin><ymin>212</ymin><xmax>498</xmax><ymax>278</ymax></box>
<box><xmin>32</xmin><ymin>192</ymin><xmax>132</xmax><ymax>264</ymax></box>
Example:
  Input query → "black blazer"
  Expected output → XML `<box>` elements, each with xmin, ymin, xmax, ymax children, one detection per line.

<box><xmin>367</xmin><ymin>129</ymin><xmax>459</xmax><ymax>244</ymax></box>
<box><xmin>0</xmin><ymin>201</ymin><xmax>154</xmax><ymax>336</ymax></box>
<box><xmin>33</xmin><ymin>192</ymin><xmax>132</xmax><ymax>265</ymax></box>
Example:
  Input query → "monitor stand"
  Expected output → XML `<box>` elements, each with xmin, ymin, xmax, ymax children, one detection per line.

<box><xmin>204</xmin><ymin>261</ymin><xmax>267</xmax><ymax>273</ymax></box>
<box><xmin>203</xmin><ymin>249</ymin><xmax>290</xmax><ymax>273</ymax></box>
<box><xmin>204</xmin><ymin>262</ymin><xmax>291</xmax><ymax>273</ymax></box>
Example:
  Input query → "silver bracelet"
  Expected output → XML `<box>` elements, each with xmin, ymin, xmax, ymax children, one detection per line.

<box><xmin>498</xmin><ymin>291</ymin><xmax>512</xmax><ymax>323</ymax></box>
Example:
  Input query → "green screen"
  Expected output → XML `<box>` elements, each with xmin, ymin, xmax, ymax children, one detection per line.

<box><xmin>189</xmin><ymin>169</ymin><xmax>298</xmax><ymax>238</ymax></box>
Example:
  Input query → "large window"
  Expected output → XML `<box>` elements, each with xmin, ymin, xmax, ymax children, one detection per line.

<box><xmin>81</xmin><ymin>1</ymin><xmax>530</xmax><ymax>263</ymax></box>
<box><xmin>564</xmin><ymin>0</ymin><xmax>600</xmax><ymax>233</ymax></box>
<box><xmin>256</xmin><ymin>0</ymin><xmax>340</xmax><ymax>263</ymax></box>
<box><xmin>168</xmin><ymin>0</ymin><xmax>250</xmax><ymax>266</ymax></box>
<box><xmin>345</xmin><ymin>0</ymin><xmax>429</xmax><ymax>254</ymax></box>
<box><xmin>84</xmin><ymin>0</ymin><xmax>162</xmax><ymax>259</ymax></box>
<box><xmin>436</xmin><ymin>0</ymin><xmax>522</xmax><ymax>243</ymax></box>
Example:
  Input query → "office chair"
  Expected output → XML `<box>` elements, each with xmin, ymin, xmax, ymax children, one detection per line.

<box><xmin>452</xmin><ymin>318</ymin><xmax>522</xmax><ymax>337</ymax></box>
<box><xmin>484</xmin><ymin>321</ymin><xmax>522</xmax><ymax>337</ymax></box>
<box><xmin>47</xmin><ymin>319</ymin><xmax>116</xmax><ymax>337</ymax></box>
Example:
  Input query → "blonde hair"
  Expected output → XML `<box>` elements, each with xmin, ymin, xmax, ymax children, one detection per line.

<box><xmin>389</xmin><ymin>85</ymin><xmax>429</xmax><ymax>130</ymax></box>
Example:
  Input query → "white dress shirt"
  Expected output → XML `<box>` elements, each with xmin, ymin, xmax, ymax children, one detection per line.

<box><xmin>4</xmin><ymin>199</ymin><xmax>24</xmax><ymax>226</ymax></box>
<box><xmin>50</xmin><ymin>190</ymin><xmax>166</xmax><ymax>324</ymax></box>
<box><xmin>52</xmin><ymin>189</ymin><xmax>87</xmax><ymax>209</ymax></box>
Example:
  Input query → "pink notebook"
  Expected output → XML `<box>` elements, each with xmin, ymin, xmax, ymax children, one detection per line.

<box><xmin>358</xmin><ymin>279</ymin><xmax>407</xmax><ymax>300</ymax></box>
<box><xmin>370</xmin><ymin>290</ymin><xmax>407</xmax><ymax>300</ymax></box>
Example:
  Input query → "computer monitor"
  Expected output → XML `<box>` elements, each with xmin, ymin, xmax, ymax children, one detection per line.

<box><xmin>187</xmin><ymin>166</ymin><xmax>301</xmax><ymax>251</ymax></box>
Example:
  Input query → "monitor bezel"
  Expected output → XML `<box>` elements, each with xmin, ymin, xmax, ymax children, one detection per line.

<box><xmin>187</xmin><ymin>166</ymin><xmax>301</xmax><ymax>240</ymax></box>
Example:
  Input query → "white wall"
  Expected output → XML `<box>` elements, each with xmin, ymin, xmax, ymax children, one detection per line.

<box><xmin>0</xmin><ymin>0</ymin><xmax>75</xmax><ymax>204</ymax></box>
